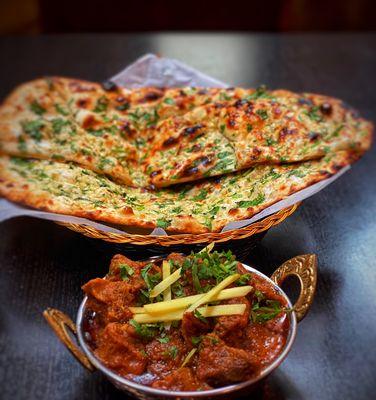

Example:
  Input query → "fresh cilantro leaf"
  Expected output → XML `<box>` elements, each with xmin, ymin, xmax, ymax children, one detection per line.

<box><xmin>129</xmin><ymin>320</ymin><xmax>159</xmax><ymax>340</ymax></box>
<box><xmin>191</xmin><ymin>336</ymin><xmax>202</xmax><ymax>346</ymax></box>
<box><xmin>171</xmin><ymin>282</ymin><xmax>184</xmax><ymax>298</ymax></box>
<box><xmin>163</xmin><ymin>97</ymin><xmax>175</xmax><ymax>105</ymax></box>
<box><xmin>18</xmin><ymin>136</ymin><xmax>27</xmax><ymax>152</ymax></box>
<box><xmin>256</xmin><ymin>109</ymin><xmax>268</xmax><ymax>120</ymax></box>
<box><xmin>52</xmin><ymin>118</ymin><xmax>69</xmax><ymax>134</ymax></box>
<box><xmin>219</xmin><ymin>92</ymin><xmax>232</xmax><ymax>101</ymax></box>
<box><xmin>237</xmin><ymin>193</ymin><xmax>265</xmax><ymax>208</ymax></box>
<box><xmin>156</xmin><ymin>219</ymin><xmax>171</xmax><ymax>229</ymax></box>
<box><xmin>141</xmin><ymin>264</ymin><xmax>161</xmax><ymax>292</ymax></box>
<box><xmin>30</xmin><ymin>100</ymin><xmax>46</xmax><ymax>115</ymax></box>
<box><xmin>157</xmin><ymin>336</ymin><xmax>170</xmax><ymax>344</ymax></box>
<box><xmin>55</xmin><ymin>103</ymin><xmax>69</xmax><ymax>116</ymax></box>
<box><xmin>193</xmin><ymin>189</ymin><xmax>208</xmax><ymax>201</ymax></box>
<box><xmin>192</xmin><ymin>262</ymin><xmax>202</xmax><ymax>293</ymax></box>
<box><xmin>236</xmin><ymin>273</ymin><xmax>252</xmax><ymax>286</ymax></box>
<box><xmin>93</xmin><ymin>96</ymin><xmax>109</xmax><ymax>113</ymax></box>
<box><xmin>193</xmin><ymin>309</ymin><xmax>208</xmax><ymax>324</ymax></box>
<box><xmin>251</xmin><ymin>300</ymin><xmax>281</xmax><ymax>323</ymax></box>
<box><xmin>304</xmin><ymin>106</ymin><xmax>322</xmax><ymax>122</ymax></box>
<box><xmin>21</xmin><ymin>120</ymin><xmax>44</xmax><ymax>141</ymax></box>
<box><xmin>244</xmin><ymin>85</ymin><xmax>269</xmax><ymax>100</ymax></box>
<box><xmin>163</xmin><ymin>345</ymin><xmax>179</xmax><ymax>359</ymax></box>
<box><xmin>119</xmin><ymin>264</ymin><xmax>134</xmax><ymax>281</ymax></box>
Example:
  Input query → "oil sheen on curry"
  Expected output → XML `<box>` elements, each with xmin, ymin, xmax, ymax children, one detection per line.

<box><xmin>82</xmin><ymin>248</ymin><xmax>290</xmax><ymax>391</ymax></box>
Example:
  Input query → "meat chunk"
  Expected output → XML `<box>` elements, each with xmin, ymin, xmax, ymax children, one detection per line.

<box><xmin>243</xmin><ymin>315</ymin><xmax>289</xmax><ymax>367</ymax></box>
<box><xmin>95</xmin><ymin>322</ymin><xmax>147</xmax><ymax>375</ymax></box>
<box><xmin>145</xmin><ymin>330</ymin><xmax>187</xmax><ymax>377</ymax></box>
<box><xmin>82</xmin><ymin>279</ymin><xmax>134</xmax><ymax>323</ymax></box>
<box><xmin>214</xmin><ymin>296</ymin><xmax>250</xmax><ymax>339</ymax></box>
<box><xmin>152</xmin><ymin>367</ymin><xmax>204</xmax><ymax>391</ymax></box>
<box><xmin>196</xmin><ymin>334</ymin><xmax>253</xmax><ymax>386</ymax></box>
<box><xmin>181</xmin><ymin>311</ymin><xmax>212</xmax><ymax>346</ymax></box>
<box><xmin>107</xmin><ymin>254</ymin><xmax>148</xmax><ymax>291</ymax></box>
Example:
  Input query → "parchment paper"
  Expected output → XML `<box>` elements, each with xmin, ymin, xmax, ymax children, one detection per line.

<box><xmin>0</xmin><ymin>54</ymin><xmax>351</xmax><ymax>235</ymax></box>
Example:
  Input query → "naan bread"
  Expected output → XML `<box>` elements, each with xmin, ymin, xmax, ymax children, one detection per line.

<box><xmin>1</xmin><ymin>78</ymin><xmax>372</xmax><ymax>188</ymax></box>
<box><xmin>145</xmin><ymin>89</ymin><xmax>372</xmax><ymax>186</ymax></box>
<box><xmin>0</xmin><ymin>151</ymin><xmax>358</xmax><ymax>233</ymax></box>
<box><xmin>0</xmin><ymin>78</ymin><xmax>138</xmax><ymax>185</ymax></box>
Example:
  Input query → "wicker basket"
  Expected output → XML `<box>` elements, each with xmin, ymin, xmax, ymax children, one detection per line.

<box><xmin>56</xmin><ymin>203</ymin><xmax>300</xmax><ymax>259</ymax></box>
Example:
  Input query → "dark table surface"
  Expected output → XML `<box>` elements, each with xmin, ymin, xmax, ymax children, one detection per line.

<box><xmin>0</xmin><ymin>33</ymin><xmax>375</xmax><ymax>400</ymax></box>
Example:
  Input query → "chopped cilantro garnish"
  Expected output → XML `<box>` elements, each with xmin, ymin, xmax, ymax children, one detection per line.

<box><xmin>331</xmin><ymin>124</ymin><xmax>344</xmax><ymax>138</ymax></box>
<box><xmin>304</xmin><ymin>106</ymin><xmax>322</xmax><ymax>122</ymax></box>
<box><xmin>54</xmin><ymin>103</ymin><xmax>69</xmax><ymax>116</ymax></box>
<box><xmin>250</xmin><ymin>299</ymin><xmax>287</xmax><ymax>323</ymax></box>
<box><xmin>193</xmin><ymin>189</ymin><xmax>208</xmax><ymax>201</ymax></box>
<box><xmin>18</xmin><ymin>136</ymin><xmax>27</xmax><ymax>152</ymax></box>
<box><xmin>219</xmin><ymin>92</ymin><xmax>232</xmax><ymax>101</ymax></box>
<box><xmin>52</xmin><ymin>118</ymin><xmax>69</xmax><ymax>134</ymax></box>
<box><xmin>129</xmin><ymin>319</ymin><xmax>159</xmax><ymax>340</ymax></box>
<box><xmin>10</xmin><ymin>157</ymin><xmax>31</xmax><ymax>167</ymax></box>
<box><xmin>217</xmin><ymin>151</ymin><xmax>232</xmax><ymax>159</ymax></box>
<box><xmin>171</xmin><ymin>281</ymin><xmax>184</xmax><ymax>298</ymax></box>
<box><xmin>93</xmin><ymin>96</ymin><xmax>109</xmax><ymax>113</ymax></box>
<box><xmin>192</xmin><ymin>262</ymin><xmax>202</xmax><ymax>293</ymax></box>
<box><xmin>208</xmin><ymin>336</ymin><xmax>219</xmax><ymax>345</ymax></box>
<box><xmin>163</xmin><ymin>345</ymin><xmax>179</xmax><ymax>359</ymax></box>
<box><xmin>287</xmin><ymin>169</ymin><xmax>306</xmax><ymax>178</ymax></box>
<box><xmin>256</xmin><ymin>109</ymin><xmax>268</xmax><ymax>120</ymax></box>
<box><xmin>157</xmin><ymin>336</ymin><xmax>170</xmax><ymax>344</ymax></box>
<box><xmin>86</xmin><ymin>128</ymin><xmax>105</xmax><ymax>137</ymax></box>
<box><xmin>193</xmin><ymin>309</ymin><xmax>208</xmax><ymax>324</ymax></box>
<box><xmin>237</xmin><ymin>193</ymin><xmax>265</xmax><ymax>208</ymax></box>
<box><xmin>183</xmin><ymin>249</ymin><xmax>238</xmax><ymax>286</ymax></box>
<box><xmin>266</xmin><ymin>137</ymin><xmax>277</xmax><ymax>146</ymax></box>
<box><xmin>191</xmin><ymin>336</ymin><xmax>202</xmax><ymax>346</ymax></box>
<box><xmin>209</xmin><ymin>205</ymin><xmax>220</xmax><ymax>216</ymax></box>
<box><xmin>156</xmin><ymin>218</ymin><xmax>171</xmax><ymax>229</ymax></box>
<box><xmin>119</xmin><ymin>264</ymin><xmax>134</xmax><ymax>281</ymax></box>
<box><xmin>30</xmin><ymin>100</ymin><xmax>46</xmax><ymax>115</ymax></box>
<box><xmin>21</xmin><ymin>120</ymin><xmax>44</xmax><ymax>141</ymax></box>
<box><xmin>141</xmin><ymin>264</ymin><xmax>161</xmax><ymax>294</ymax></box>
<box><xmin>236</xmin><ymin>273</ymin><xmax>252</xmax><ymax>286</ymax></box>
<box><xmin>163</xmin><ymin>97</ymin><xmax>175</xmax><ymax>105</ymax></box>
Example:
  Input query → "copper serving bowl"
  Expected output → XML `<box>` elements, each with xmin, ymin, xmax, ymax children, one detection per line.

<box><xmin>44</xmin><ymin>253</ymin><xmax>317</xmax><ymax>399</ymax></box>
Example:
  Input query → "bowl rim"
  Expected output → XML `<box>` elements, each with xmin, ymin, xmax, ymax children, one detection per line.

<box><xmin>76</xmin><ymin>262</ymin><xmax>298</xmax><ymax>398</ymax></box>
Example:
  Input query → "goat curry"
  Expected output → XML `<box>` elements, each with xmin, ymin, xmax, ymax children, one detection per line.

<box><xmin>82</xmin><ymin>248</ymin><xmax>291</xmax><ymax>391</ymax></box>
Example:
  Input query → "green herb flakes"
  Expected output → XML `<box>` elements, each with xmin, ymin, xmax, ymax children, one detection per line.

<box><xmin>30</xmin><ymin>100</ymin><xmax>46</xmax><ymax>116</ymax></box>
<box><xmin>21</xmin><ymin>120</ymin><xmax>44</xmax><ymax>141</ymax></box>
<box><xmin>237</xmin><ymin>193</ymin><xmax>265</xmax><ymax>208</ymax></box>
<box><xmin>119</xmin><ymin>264</ymin><xmax>135</xmax><ymax>281</ymax></box>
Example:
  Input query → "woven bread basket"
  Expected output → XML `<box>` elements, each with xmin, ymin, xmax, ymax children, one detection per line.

<box><xmin>56</xmin><ymin>203</ymin><xmax>300</xmax><ymax>248</ymax></box>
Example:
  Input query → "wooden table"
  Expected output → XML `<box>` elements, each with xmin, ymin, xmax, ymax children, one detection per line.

<box><xmin>0</xmin><ymin>33</ymin><xmax>375</xmax><ymax>400</ymax></box>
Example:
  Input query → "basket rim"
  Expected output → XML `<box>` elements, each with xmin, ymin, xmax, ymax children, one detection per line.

<box><xmin>56</xmin><ymin>203</ymin><xmax>301</xmax><ymax>246</ymax></box>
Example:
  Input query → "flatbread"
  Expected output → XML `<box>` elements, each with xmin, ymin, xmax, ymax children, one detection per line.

<box><xmin>145</xmin><ymin>89</ymin><xmax>372</xmax><ymax>186</ymax></box>
<box><xmin>0</xmin><ymin>151</ymin><xmax>358</xmax><ymax>233</ymax></box>
<box><xmin>1</xmin><ymin>78</ymin><xmax>372</xmax><ymax>188</ymax></box>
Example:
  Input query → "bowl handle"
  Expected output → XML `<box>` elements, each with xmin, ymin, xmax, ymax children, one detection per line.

<box><xmin>43</xmin><ymin>308</ymin><xmax>95</xmax><ymax>371</ymax></box>
<box><xmin>271</xmin><ymin>254</ymin><xmax>317</xmax><ymax>322</ymax></box>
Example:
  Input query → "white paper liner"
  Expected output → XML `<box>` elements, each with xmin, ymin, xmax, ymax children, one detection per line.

<box><xmin>112</xmin><ymin>54</ymin><xmax>227</xmax><ymax>88</ymax></box>
<box><xmin>0</xmin><ymin>54</ymin><xmax>351</xmax><ymax>236</ymax></box>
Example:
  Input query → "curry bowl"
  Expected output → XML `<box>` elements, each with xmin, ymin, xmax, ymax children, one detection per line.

<box><xmin>44</xmin><ymin>253</ymin><xmax>317</xmax><ymax>399</ymax></box>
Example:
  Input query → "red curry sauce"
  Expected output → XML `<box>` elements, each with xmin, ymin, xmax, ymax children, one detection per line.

<box><xmin>82</xmin><ymin>250</ymin><xmax>290</xmax><ymax>391</ymax></box>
